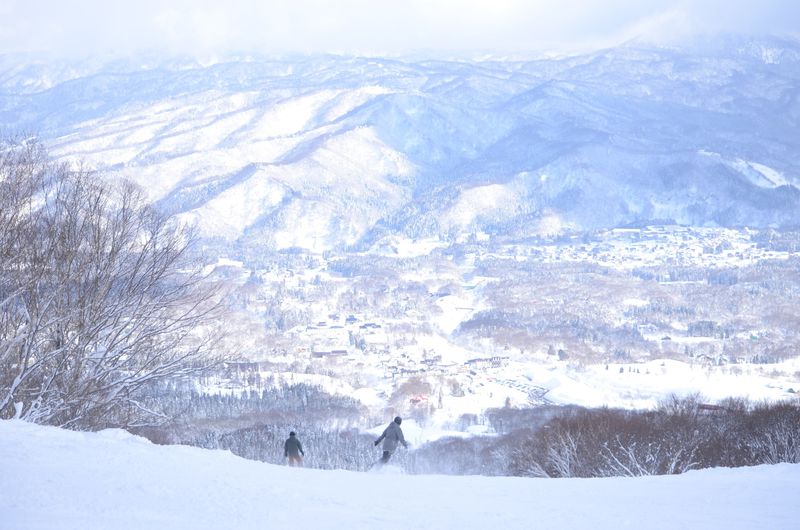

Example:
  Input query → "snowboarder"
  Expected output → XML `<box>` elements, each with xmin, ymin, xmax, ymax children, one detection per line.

<box><xmin>374</xmin><ymin>416</ymin><xmax>408</xmax><ymax>464</ymax></box>
<box><xmin>284</xmin><ymin>431</ymin><xmax>305</xmax><ymax>467</ymax></box>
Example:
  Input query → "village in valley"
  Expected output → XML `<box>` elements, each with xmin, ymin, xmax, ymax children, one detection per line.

<box><xmin>200</xmin><ymin>224</ymin><xmax>800</xmax><ymax>422</ymax></box>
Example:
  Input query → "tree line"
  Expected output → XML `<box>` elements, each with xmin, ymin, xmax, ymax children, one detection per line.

<box><xmin>132</xmin><ymin>382</ymin><xmax>384</xmax><ymax>470</ymax></box>
<box><xmin>411</xmin><ymin>396</ymin><xmax>800</xmax><ymax>477</ymax></box>
<box><xmin>135</xmin><ymin>383</ymin><xmax>799</xmax><ymax>477</ymax></box>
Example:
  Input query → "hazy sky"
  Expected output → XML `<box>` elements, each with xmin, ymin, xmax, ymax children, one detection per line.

<box><xmin>1</xmin><ymin>0</ymin><xmax>799</xmax><ymax>57</ymax></box>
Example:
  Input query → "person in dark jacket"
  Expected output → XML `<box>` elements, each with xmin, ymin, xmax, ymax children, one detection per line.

<box><xmin>374</xmin><ymin>416</ymin><xmax>408</xmax><ymax>464</ymax></box>
<box><xmin>284</xmin><ymin>431</ymin><xmax>305</xmax><ymax>467</ymax></box>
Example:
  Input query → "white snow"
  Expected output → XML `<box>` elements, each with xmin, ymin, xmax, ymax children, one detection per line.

<box><xmin>698</xmin><ymin>150</ymin><xmax>793</xmax><ymax>189</ymax></box>
<box><xmin>47</xmin><ymin>83</ymin><xmax>415</xmax><ymax>250</ymax></box>
<box><xmin>370</xmin><ymin>236</ymin><xmax>448</xmax><ymax>258</ymax></box>
<box><xmin>443</xmin><ymin>183</ymin><xmax>520</xmax><ymax>229</ymax></box>
<box><xmin>1</xmin><ymin>419</ymin><xmax>798</xmax><ymax>530</ymax></box>
<box><xmin>748</xmin><ymin>161</ymin><xmax>790</xmax><ymax>187</ymax></box>
<box><xmin>434</xmin><ymin>293</ymin><xmax>481</xmax><ymax>335</ymax></box>
<box><xmin>731</xmin><ymin>158</ymin><xmax>790</xmax><ymax>188</ymax></box>
<box><xmin>518</xmin><ymin>358</ymin><xmax>800</xmax><ymax>409</ymax></box>
<box><xmin>622</xmin><ymin>297</ymin><xmax>649</xmax><ymax>307</ymax></box>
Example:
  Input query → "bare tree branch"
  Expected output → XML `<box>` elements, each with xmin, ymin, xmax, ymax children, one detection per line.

<box><xmin>0</xmin><ymin>137</ymin><xmax>226</xmax><ymax>428</ymax></box>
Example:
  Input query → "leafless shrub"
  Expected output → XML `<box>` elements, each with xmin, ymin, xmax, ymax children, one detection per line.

<box><xmin>510</xmin><ymin>402</ymin><xmax>702</xmax><ymax>478</ymax></box>
<box><xmin>506</xmin><ymin>397</ymin><xmax>800</xmax><ymax>478</ymax></box>
<box><xmin>736</xmin><ymin>402</ymin><xmax>800</xmax><ymax>465</ymax></box>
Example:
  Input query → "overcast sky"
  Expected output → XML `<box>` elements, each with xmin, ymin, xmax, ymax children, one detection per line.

<box><xmin>1</xmin><ymin>0</ymin><xmax>799</xmax><ymax>58</ymax></box>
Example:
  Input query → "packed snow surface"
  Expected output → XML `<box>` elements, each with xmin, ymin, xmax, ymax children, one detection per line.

<box><xmin>2</xmin><ymin>420</ymin><xmax>798</xmax><ymax>530</ymax></box>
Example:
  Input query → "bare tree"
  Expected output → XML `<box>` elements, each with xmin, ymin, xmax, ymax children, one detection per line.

<box><xmin>0</xmin><ymin>138</ymin><xmax>223</xmax><ymax>428</ymax></box>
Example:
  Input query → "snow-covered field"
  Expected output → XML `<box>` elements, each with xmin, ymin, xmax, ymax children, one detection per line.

<box><xmin>2</xmin><ymin>420</ymin><xmax>798</xmax><ymax>530</ymax></box>
<box><xmin>517</xmin><ymin>358</ymin><xmax>800</xmax><ymax>409</ymax></box>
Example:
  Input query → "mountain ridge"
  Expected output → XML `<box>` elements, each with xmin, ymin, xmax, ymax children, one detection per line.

<box><xmin>3</xmin><ymin>35</ymin><xmax>799</xmax><ymax>251</ymax></box>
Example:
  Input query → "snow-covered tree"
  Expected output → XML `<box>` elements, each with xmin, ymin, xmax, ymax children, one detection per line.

<box><xmin>0</xmin><ymin>138</ymin><xmax>222</xmax><ymax>428</ymax></box>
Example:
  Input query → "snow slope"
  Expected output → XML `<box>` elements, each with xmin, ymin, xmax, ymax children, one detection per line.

<box><xmin>2</xmin><ymin>420</ymin><xmax>798</xmax><ymax>530</ymax></box>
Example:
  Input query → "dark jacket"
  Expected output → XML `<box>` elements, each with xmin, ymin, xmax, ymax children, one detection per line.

<box><xmin>375</xmin><ymin>421</ymin><xmax>407</xmax><ymax>453</ymax></box>
<box><xmin>284</xmin><ymin>435</ymin><xmax>304</xmax><ymax>457</ymax></box>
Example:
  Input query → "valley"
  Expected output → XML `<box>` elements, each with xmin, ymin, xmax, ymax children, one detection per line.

<box><xmin>2</xmin><ymin>35</ymin><xmax>799</xmax><ymax>439</ymax></box>
<box><xmin>201</xmin><ymin>224</ymin><xmax>800</xmax><ymax>431</ymax></box>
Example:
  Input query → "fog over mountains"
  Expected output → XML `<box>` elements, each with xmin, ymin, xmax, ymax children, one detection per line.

<box><xmin>3</xmin><ymin>34</ymin><xmax>799</xmax><ymax>251</ymax></box>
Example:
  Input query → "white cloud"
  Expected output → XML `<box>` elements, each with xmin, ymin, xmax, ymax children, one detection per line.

<box><xmin>1</xmin><ymin>0</ymin><xmax>798</xmax><ymax>58</ymax></box>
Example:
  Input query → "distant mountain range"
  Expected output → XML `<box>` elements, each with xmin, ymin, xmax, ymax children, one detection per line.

<box><xmin>3</xmin><ymin>35</ymin><xmax>799</xmax><ymax>251</ymax></box>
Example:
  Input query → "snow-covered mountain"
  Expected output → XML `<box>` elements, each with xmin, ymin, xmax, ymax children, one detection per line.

<box><xmin>3</xmin><ymin>419</ymin><xmax>799</xmax><ymax>530</ymax></box>
<box><xmin>2</xmin><ymin>35</ymin><xmax>799</xmax><ymax>250</ymax></box>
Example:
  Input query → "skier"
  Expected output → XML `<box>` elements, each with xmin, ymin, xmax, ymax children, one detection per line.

<box><xmin>374</xmin><ymin>416</ymin><xmax>408</xmax><ymax>464</ymax></box>
<box><xmin>284</xmin><ymin>431</ymin><xmax>305</xmax><ymax>467</ymax></box>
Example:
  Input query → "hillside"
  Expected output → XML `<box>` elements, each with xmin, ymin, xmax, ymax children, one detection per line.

<box><xmin>4</xmin><ymin>38</ymin><xmax>800</xmax><ymax>422</ymax></box>
<box><xmin>1</xmin><ymin>419</ymin><xmax>798</xmax><ymax>530</ymax></box>
<box><xmin>2</xmin><ymin>36</ymin><xmax>800</xmax><ymax>251</ymax></box>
